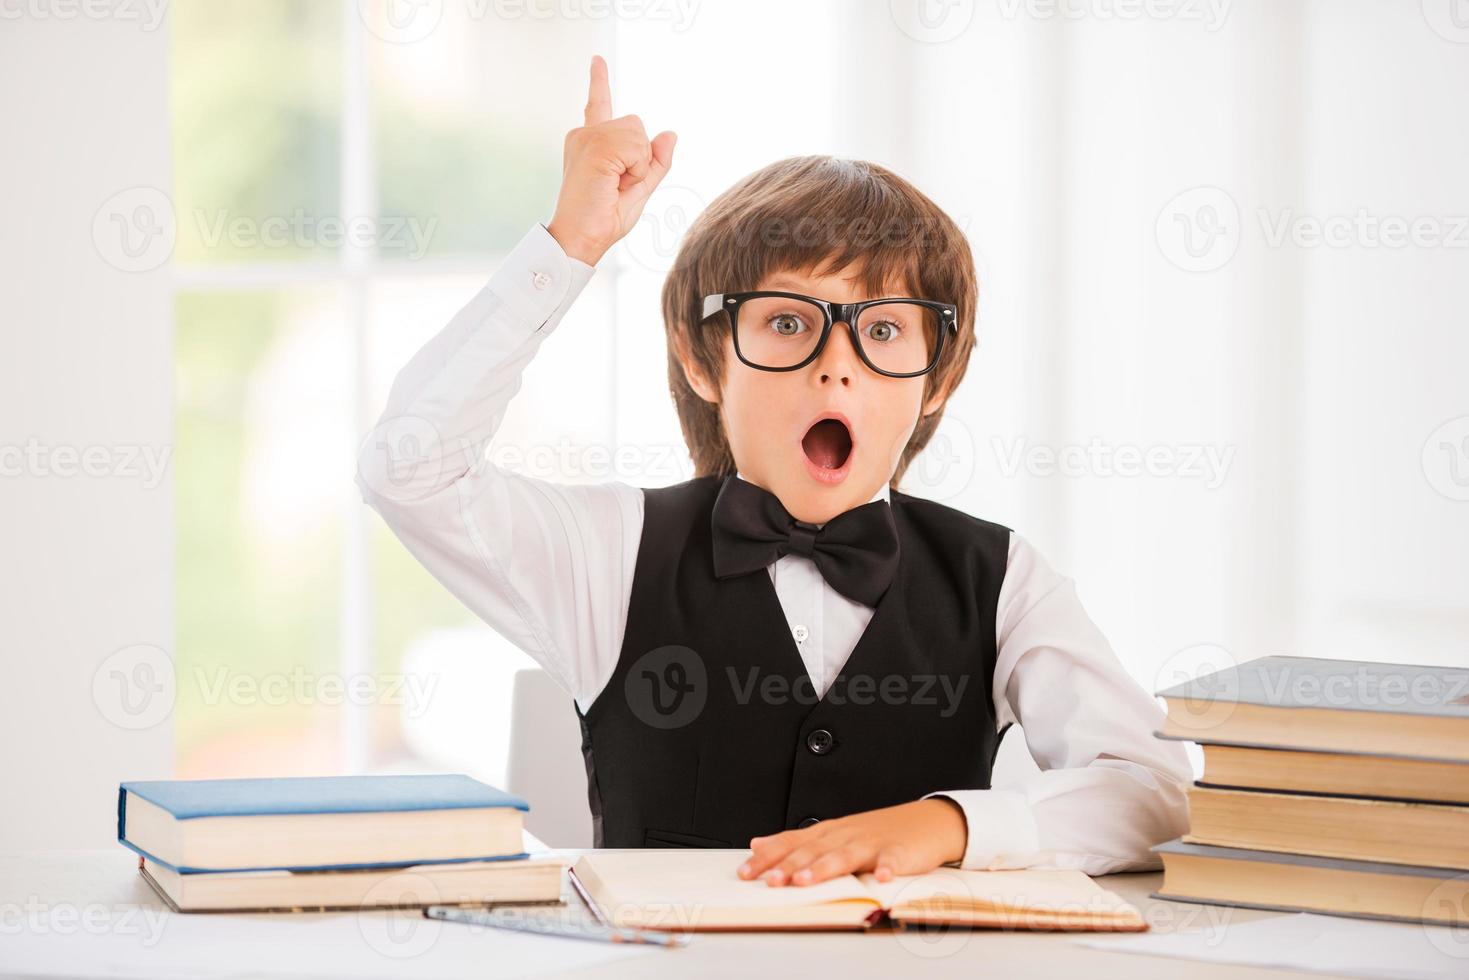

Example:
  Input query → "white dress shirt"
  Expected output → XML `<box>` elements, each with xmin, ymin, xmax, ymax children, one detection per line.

<box><xmin>746</xmin><ymin>468</ymin><xmax>886</xmax><ymax>697</ymax></box>
<box><xmin>356</xmin><ymin>222</ymin><xmax>1192</xmax><ymax>875</ymax></box>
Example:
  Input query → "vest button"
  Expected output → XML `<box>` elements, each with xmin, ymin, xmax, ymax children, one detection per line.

<box><xmin>806</xmin><ymin>728</ymin><xmax>834</xmax><ymax>755</ymax></box>
<box><xmin>798</xmin><ymin>817</ymin><xmax>821</xmax><ymax>829</ymax></box>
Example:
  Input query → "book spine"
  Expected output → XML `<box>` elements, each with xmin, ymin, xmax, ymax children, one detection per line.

<box><xmin>116</xmin><ymin>787</ymin><xmax>128</xmax><ymax>844</ymax></box>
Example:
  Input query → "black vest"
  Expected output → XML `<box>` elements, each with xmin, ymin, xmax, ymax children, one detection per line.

<box><xmin>576</xmin><ymin>475</ymin><xmax>1012</xmax><ymax>849</ymax></box>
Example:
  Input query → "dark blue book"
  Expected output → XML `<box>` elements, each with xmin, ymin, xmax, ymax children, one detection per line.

<box><xmin>118</xmin><ymin>774</ymin><xmax>529</xmax><ymax>874</ymax></box>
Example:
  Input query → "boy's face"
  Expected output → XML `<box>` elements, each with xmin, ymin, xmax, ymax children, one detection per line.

<box><xmin>681</xmin><ymin>261</ymin><xmax>949</xmax><ymax>525</ymax></box>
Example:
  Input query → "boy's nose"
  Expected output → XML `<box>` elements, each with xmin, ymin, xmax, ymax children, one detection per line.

<box><xmin>814</xmin><ymin>321</ymin><xmax>860</xmax><ymax>385</ymax></box>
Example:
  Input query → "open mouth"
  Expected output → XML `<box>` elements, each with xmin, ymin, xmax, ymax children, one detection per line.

<box><xmin>801</xmin><ymin>416</ymin><xmax>854</xmax><ymax>472</ymax></box>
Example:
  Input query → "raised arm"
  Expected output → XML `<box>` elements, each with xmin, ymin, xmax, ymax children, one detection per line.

<box><xmin>355</xmin><ymin>55</ymin><xmax>677</xmax><ymax>709</ymax></box>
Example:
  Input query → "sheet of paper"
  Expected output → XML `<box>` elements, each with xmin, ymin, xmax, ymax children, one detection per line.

<box><xmin>1077</xmin><ymin>911</ymin><xmax>1469</xmax><ymax>980</ymax></box>
<box><xmin>0</xmin><ymin>906</ymin><xmax>659</xmax><ymax>980</ymax></box>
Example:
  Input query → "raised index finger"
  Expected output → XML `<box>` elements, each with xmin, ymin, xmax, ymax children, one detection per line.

<box><xmin>584</xmin><ymin>54</ymin><xmax>612</xmax><ymax>127</ymax></box>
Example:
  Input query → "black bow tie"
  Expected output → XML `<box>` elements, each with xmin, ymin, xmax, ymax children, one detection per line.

<box><xmin>710</xmin><ymin>476</ymin><xmax>900</xmax><ymax>607</ymax></box>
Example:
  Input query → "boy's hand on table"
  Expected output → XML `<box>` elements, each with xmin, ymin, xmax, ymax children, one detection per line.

<box><xmin>737</xmin><ymin>798</ymin><xmax>968</xmax><ymax>887</ymax></box>
<box><xmin>546</xmin><ymin>54</ymin><xmax>677</xmax><ymax>267</ymax></box>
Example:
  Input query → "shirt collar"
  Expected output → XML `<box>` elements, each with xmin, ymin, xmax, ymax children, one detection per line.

<box><xmin>733</xmin><ymin>471</ymin><xmax>891</xmax><ymax>513</ymax></box>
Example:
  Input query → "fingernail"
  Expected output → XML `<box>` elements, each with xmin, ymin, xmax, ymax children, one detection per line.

<box><xmin>738</xmin><ymin>862</ymin><xmax>751</xmax><ymax>877</ymax></box>
<box><xmin>764</xmin><ymin>870</ymin><xmax>784</xmax><ymax>886</ymax></box>
<box><xmin>792</xmin><ymin>869</ymin><xmax>812</xmax><ymax>885</ymax></box>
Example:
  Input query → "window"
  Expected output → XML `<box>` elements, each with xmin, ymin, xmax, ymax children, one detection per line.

<box><xmin>170</xmin><ymin>0</ymin><xmax>981</xmax><ymax>784</ymax></box>
<box><xmin>171</xmin><ymin>0</ymin><xmax>602</xmax><ymax>780</ymax></box>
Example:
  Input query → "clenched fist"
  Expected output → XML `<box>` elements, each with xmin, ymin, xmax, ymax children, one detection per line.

<box><xmin>546</xmin><ymin>55</ymin><xmax>677</xmax><ymax>266</ymax></box>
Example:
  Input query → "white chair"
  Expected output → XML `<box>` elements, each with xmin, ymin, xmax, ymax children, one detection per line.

<box><xmin>506</xmin><ymin>668</ymin><xmax>594</xmax><ymax>848</ymax></box>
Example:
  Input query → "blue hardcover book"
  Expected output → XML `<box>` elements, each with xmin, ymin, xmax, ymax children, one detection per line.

<box><xmin>118</xmin><ymin>774</ymin><xmax>529</xmax><ymax>874</ymax></box>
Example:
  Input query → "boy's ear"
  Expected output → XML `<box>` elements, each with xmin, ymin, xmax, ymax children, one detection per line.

<box><xmin>674</xmin><ymin>331</ymin><xmax>721</xmax><ymax>404</ymax></box>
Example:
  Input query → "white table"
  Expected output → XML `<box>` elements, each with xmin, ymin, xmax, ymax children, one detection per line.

<box><xmin>0</xmin><ymin>849</ymin><xmax>1356</xmax><ymax>980</ymax></box>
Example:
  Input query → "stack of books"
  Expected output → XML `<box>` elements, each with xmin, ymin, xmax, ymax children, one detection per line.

<box><xmin>1152</xmin><ymin>655</ymin><xmax>1469</xmax><ymax>926</ymax></box>
<box><xmin>117</xmin><ymin>774</ymin><xmax>565</xmax><ymax>912</ymax></box>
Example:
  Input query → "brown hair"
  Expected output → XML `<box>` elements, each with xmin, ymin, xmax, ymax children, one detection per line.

<box><xmin>660</xmin><ymin>155</ymin><xmax>978</xmax><ymax>489</ymax></box>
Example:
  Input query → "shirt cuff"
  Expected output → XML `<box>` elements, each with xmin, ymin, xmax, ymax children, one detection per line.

<box><xmin>484</xmin><ymin>222</ymin><xmax>598</xmax><ymax>333</ymax></box>
<box><xmin>925</xmin><ymin>788</ymin><xmax>1041</xmax><ymax>870</ymax></box>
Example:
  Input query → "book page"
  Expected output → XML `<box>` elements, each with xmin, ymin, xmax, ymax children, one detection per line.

<box><xmin>577</xmin><ymin>850</ymin><xmax>878</xmax><ymax>910</ymax></box>
<box><xmin>858</xmin><ymin>867</ymin><xmax>1138</xmax><ymax>918</ymax></box>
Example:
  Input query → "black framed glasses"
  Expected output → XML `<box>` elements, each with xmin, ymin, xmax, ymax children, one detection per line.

<box><xmin>700</xmin><ymin>291</ymin><xmax>957</xmax><ymax>379</ymax></box>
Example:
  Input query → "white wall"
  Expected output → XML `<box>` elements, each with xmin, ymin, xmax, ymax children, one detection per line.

<box><xmin>611</xmin><ymin>2</ymin><xmax>1468</xmax><ymax>781</ymax></box>
<box><xmin>1293</xmin><ymin>1</ymin><xmax>1469</xmax><ymax>668</ymax></box>
<box><xmin>0</xmin><ymin>11</ymin><xmax>174</xmax><ymax>851</ymax></box>
<box><xmin>892</xmin><ymin>0</ymin><xmax>1469</xmax><ymax>696</ymax></box>
<box><xmin>2</xmin><ymin>0</ymin><xmax>1464</xmax><ymax>851</ymax></box>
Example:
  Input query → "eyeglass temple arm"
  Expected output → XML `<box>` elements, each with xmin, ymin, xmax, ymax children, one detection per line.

<box><xmin>701</xmin><ymin>294</ymin><xmax>730</xmax><ymax>321</ymax></box>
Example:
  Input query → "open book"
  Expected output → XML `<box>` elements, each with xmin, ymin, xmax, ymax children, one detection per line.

<box><xmin>571</xmin><ymin>850</ymin><xmax>1147</xmax><ymax>932</ymax></box>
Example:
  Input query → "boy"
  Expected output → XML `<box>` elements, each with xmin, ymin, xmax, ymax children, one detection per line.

<box><xmin>357</xmin><ymin>56</ymin><xmax>1190</xmax><ymax>887</ymax></box>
